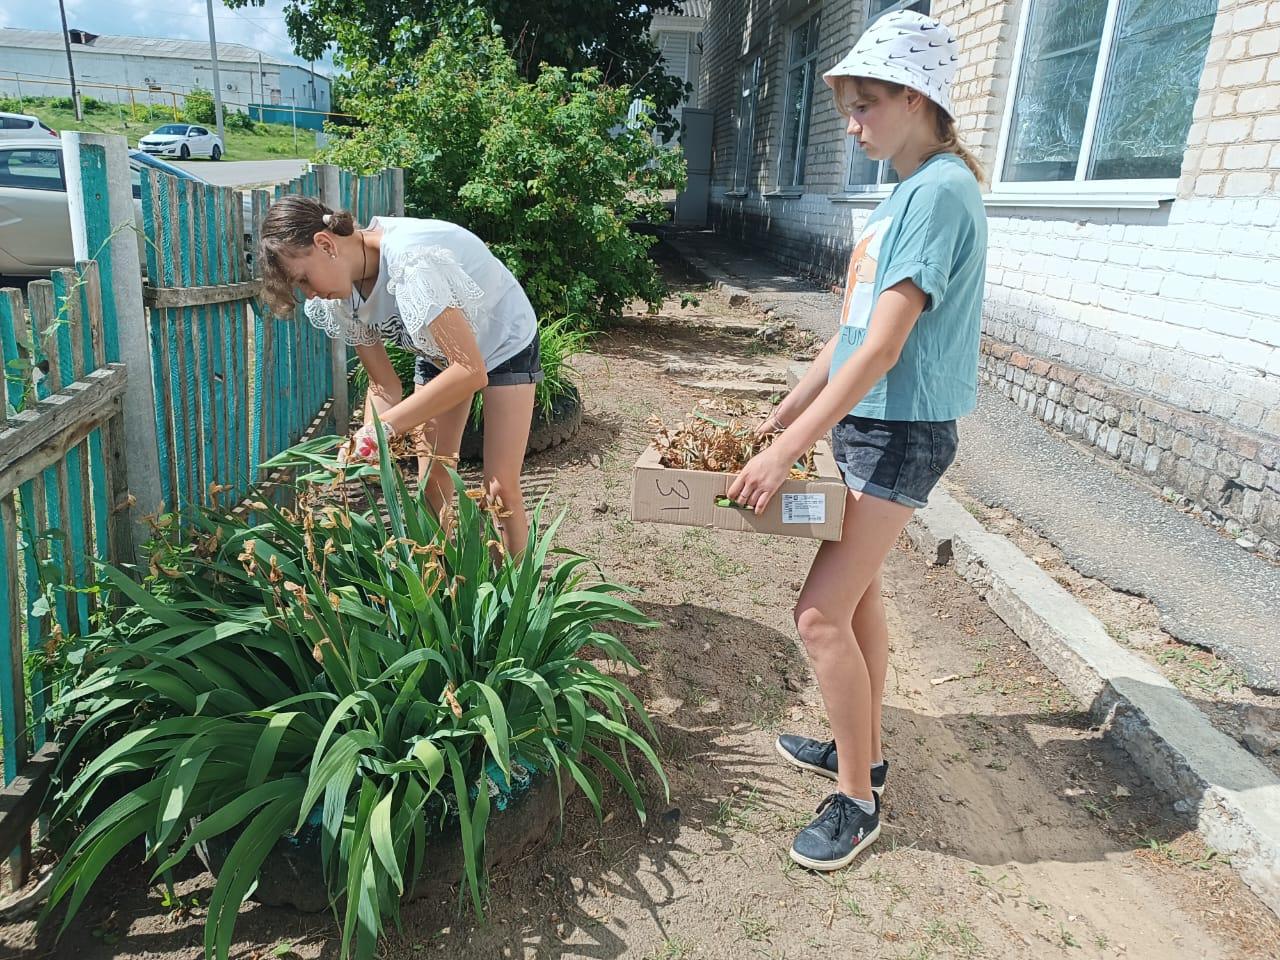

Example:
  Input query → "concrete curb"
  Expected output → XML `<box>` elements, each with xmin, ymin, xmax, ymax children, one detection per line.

<box><xmin>907</xmin><ymin>489</ymin><xmax>1280</xmax><ymax>916</ymax></box>
<box><xmin>659</xmin><ymin>230</ymin><xmax>758</xmax><ymax>309</ymax></box>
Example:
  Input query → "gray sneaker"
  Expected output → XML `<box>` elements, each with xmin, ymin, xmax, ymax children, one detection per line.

<box><xmin>774</xmin><ymin>734</ymin><xmax>888</xmax><ymax>797</ymax></box>
<box><xmin>789</xmin><ymin>792</ymin><xmax>881</xmax><ymax>871</ymax></box>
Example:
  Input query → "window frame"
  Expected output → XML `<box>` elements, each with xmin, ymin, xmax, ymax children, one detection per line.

<box><xmin>729</xmin><ymin>53</ymin><xmax>763</xmax><ymax>196</ymax></box>
<box><xmin>0</xmin><ymin>147</ymin><xmax>67</xmax><ymax>192</ymax></box>
<box><xmin>774</xmin><ymin>10</ymin><xmax>822</xmax><ymax>191</ymax></box>
<box><xmin>837</xmin><ymin>0</ymin><xmax>930</xmax><ymax>196</ymax></box>
<box><xmin>991</xmin><ymin>0</ymin><xmax>1192</xmax><ymax>202</ymax></box>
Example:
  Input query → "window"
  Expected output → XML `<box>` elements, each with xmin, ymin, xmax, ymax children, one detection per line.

<box><xmin>0</xmin><ymin>116</ymin><xmax>35</xmax><ymax>130</ymax></box>
<box><xmin>191</xmin><ymin>127</ymin><xmax>209</xmax><ymax>137</ymax></box>
<box><xmin>778</xmin><ymin>12</ymin><xmax>821</xmax><ymax>188</ymax></box>
<box><xmin>998</xmin><ymin>0</ymin><xmax>1215</xmax><ymax>188</ymax></box>
<box><xmin>843</xmin><ymin>0</ymin><xmax>931</xmax><ymax>190</ymax></box>
<box><xmin>731</xmin><ymin>55</ymin><xmax>763</xmax><ymax>193</ymax></box>
<box><xmin>0</xmin><ymin>149</ymin><xmax>65</xmax><ymax>191</ymax></box>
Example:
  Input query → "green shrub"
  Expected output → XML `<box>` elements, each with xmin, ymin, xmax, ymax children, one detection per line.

<box><xmin>79</xmin><ymin>95</ymin><xmax>107</xmax><ymax>114</ymax></box>
<box><xmin>40</xmin><ymin>439</ymin><xmax>664</xmax><ymax>960</ymax></box>
<box><xmin>50</xmin><ymin>96</ymin><xmax>76</xmax><ymax>112</ymax></box>
<box><xmin>323</xmin><ymin>26</ymin><xmax>684</xmax><ymax>328</ymax></box>
<box><xmin>349</xmin><ymin>319</ymin><xmax>588</xmax><ymax>420</ymax></box>
<box><xmin>182</xmin><ymin>87</ymin><xmax>217</xmax><ymax>125</ymax></box>
<box><xmin>225</xmin><ymin>110</ymin><xmax>255</xmax><ymax>132</ymax></box>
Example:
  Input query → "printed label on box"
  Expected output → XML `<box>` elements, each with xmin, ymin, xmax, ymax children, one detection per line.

<box><xmin>782</xmin><ymin>493</ymin><xmax>826</xmax><ymax>524</ymax></box>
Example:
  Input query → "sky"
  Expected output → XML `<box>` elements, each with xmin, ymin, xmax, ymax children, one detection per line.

<box><xmin>0</xmin><ymin>0</ymin><xmax>333</xmax><ymax>72</ymax></box>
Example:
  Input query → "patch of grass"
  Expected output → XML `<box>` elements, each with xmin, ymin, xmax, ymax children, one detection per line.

<box><xmin>1058</xmin><ymin>924</ymin><xmax>1080</xmax><ymax>948</ymax></box>
<box><xmin>736</xmin><ymin>911</ymin><xmax>773</xmax><ymax>941</ymax></box>
<box><xmin>716</xmin><ymin>786</ymin><xmax>764</xmax><ymax>833</ymax></box>
<box><xmin>644</xmin><ymin>939</ymin><xmax>694</xmax><ymax>960</ymax></box>
<box><xmin>10</xmin><ymin>96</ymin><xmax>316</xmax><ymax>161</ymax></box>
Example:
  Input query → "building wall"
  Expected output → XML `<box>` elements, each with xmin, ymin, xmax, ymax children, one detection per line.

<box><xmin>0</xmin><ymin>45</ymin><xmax>330</xmax><ymax>114</ymax></box>
<box><xmin>699</xmin><ymin>0</ymin><xmax>1280</xmax><ymax>548</ymax></box>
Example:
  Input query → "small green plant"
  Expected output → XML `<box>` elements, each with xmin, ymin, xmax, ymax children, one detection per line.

<box><xmin>40</xmin><ymin>431</ymin><xmax>666</xmax><ymax>960</ymax></box>
<box><xmin>182</xmin><ymin>87</ymin><xmax>217</xmax><ymax>125</ymax></box>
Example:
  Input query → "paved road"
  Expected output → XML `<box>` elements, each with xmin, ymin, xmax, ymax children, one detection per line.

<box><xmin>662</xmin><ymin>227</ymin><xmax>1280</xmax><ymax>692</ymax></box>
<box><xmin>173</xmin><ymin>158</ymin><xmax>309</xmax><ymax>187</ymax></box>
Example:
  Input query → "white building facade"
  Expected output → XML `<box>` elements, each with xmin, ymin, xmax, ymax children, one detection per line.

<box><xmin>0</xmin><ymin>28</ymin><xmax>329</xmax><ymax>115</ymax></box>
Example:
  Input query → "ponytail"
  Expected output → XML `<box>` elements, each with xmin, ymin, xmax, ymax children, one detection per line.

<box><xmin>925</xmin><ymin>108</ymin><xmax>985</xmax><ymax>184</ymax></box>
<box><xmin>258</xmin><ymin>195</ymin><xmax>359</xmax><ymax>317</ymax></box>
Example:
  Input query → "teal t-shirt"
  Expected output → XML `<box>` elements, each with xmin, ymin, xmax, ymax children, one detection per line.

<box><xmin>829</xmin><ymin>152</ymin><xmax>987</xmax><ymax>421</ymax></box>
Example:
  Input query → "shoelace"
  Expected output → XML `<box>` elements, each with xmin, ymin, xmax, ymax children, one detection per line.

<box><xmin>812</xmin><ymin>792</ymin><xmax>858</xmax><ymax>835</ymax></box>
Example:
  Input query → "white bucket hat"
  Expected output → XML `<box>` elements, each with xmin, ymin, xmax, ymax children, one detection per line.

<box><xmin>822</xmin><ymin>10</ymin><xmax>960</xmax><ymax>120</ymax></box>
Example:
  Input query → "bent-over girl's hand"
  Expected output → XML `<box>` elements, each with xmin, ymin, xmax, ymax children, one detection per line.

<box><xmin>726</xmin><ymin>446</ymin><xmax>791</xmax><ymax>515</ymax></box>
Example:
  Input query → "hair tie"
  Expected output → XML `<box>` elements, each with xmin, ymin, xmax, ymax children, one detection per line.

<box><xmin>322</xmin><ymin>213</ymin><xmax>333</xmax><ymax>226</ymax></box>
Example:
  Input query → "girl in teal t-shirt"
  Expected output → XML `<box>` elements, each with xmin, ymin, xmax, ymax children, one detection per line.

<box><xmin>728</xmin><ymin>9</ymin><xmax>988</xmax><ymax>872</ymax></box>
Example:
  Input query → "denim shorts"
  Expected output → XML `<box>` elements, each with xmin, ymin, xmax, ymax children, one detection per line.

<box><xmin>830</xmin><ymin>416</ymin><xmax>959</xmax><ymax>509</ymax></box>
<box><xmin>414</xmin><ymin>335</ymin><xmax>545</xmax><ymax>387</ymax></box>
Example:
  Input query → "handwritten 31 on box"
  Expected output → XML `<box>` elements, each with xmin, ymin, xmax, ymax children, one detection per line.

<box><xmin>631</xmin><ymin>440</ymin><xmax>846</xmax><ymax>540</ymax></box>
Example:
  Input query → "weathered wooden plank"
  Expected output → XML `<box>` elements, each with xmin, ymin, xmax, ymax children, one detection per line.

<box><xmin>26</xmin><ymin>283</ymin><xmax>59</xmax><ymax>394</ymax></box>
<box><xmin>50</xmin><ymin>270</ymin><xmax>89</xmax><ymax>642</ymax></box>
<box><xmin>0</xmin><ymin>289</ymin><xmax>27</xmax><ymax>414</ymax></box>
<box><xmin>77</xmin><ymin>262</ymin><xmax>112</xmax><ymax>563</ymax></box>
<box><xmin>0</xmin><ymin>368</ymin><xmax>128</xmax><ymax>499</ymax></box>
<box><xmin>165</xmin><ymin>172</ymin><xmax>193</xmax><ymax>510</ymax></box>
<box><xmin>142</xmin><ymin>280</ymin><xmax>261</xmax><ymax>309</ymax></box>
<box><xmin>0</xmin><ymin>742</ymin><xmax>60</xmax><ymax>859</ymax></box>
<box><xmin>251</xmin><ymin>189</ymin><xmax>273</xmax><ymax>474</ymax></box>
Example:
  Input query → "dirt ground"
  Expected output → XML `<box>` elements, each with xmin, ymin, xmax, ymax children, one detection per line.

<box><xmin>3</xmin><ymin>269</ymin><xmax>1279</xmax><ymax>960</ymax></box>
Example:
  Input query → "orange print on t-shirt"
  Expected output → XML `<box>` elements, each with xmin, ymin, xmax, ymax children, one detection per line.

<box><xmin>840</xmin><ymin>232</ymin><xmax>878</xmax><ymax>326</ymax></box>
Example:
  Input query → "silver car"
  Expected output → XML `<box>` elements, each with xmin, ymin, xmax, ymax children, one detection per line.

<box><xmin>0</xmin><ymin>139</ymin><xmax>250</xmax><ymax>279</ymax></box>
<box><xmin>0</xmin><ymin>112</ymin><xmax>60</xmax><ymax>143</ymax></box>
<box><xmin>138</xmin><ymin>123</ymin><xmax>224</xmax><ymax>161</ymax></box>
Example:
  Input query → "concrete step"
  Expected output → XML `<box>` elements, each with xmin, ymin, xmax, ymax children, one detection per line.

<box><xmin>672</xmin><ymin>378</ymin><xmax>787</xmax><ymax>399</ymax></box>
<box><xmin>664</xmin><ymin>361</ymin><xmax>788</xmax><ymax>384</ymax></box>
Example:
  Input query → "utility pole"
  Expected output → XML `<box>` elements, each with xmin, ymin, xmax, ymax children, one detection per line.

<box><xmin>57</xmin><ymin>0</ymin><xmax>83</xmax><ymax>121</ymax></box>
<box><xmin>204</xmin><ymin>0</ymin><xmax>226</xmax><ymax>144</ymax></box>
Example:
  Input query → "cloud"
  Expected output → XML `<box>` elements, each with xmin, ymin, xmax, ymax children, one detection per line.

<box><xmin>4</xmin><ymin>0</ymin><xmax>327</xmax><ymax>69</ymax></box>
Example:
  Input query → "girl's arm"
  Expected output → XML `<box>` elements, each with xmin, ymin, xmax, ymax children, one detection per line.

<box><xmin>761</xmin><ymin>334</ymin><xmax>839</xmax><ymax>433</ymax></box>
<box><xmin>374</xmin><ymin>308</ymin><xmax>487</xmax><ymax>436</ymax></box>
<box><xmin>728</xmin><ymin>279</ymin><xmax>929</xmax><ymax>513</ymax></box>
<box><xmin>355</xmin><ymin>341</ymin><xmax>403</xmax><ymax>420</ymax></box>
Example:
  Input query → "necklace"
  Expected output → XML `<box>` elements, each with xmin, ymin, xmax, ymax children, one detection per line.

<box><xmin>350</xmin><ymin>229</ymin><xmax>369</xmax><ymax>314</ymax></box>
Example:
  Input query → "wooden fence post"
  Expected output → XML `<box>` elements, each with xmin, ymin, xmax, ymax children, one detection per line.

<box><xmin>391</xmin><ymin>167</ymin><xmax>405</xmax><ymax>217</ymax></box>
<box><xmin>317</xmin><ymin>164</ymin><xmax>351</xmax><ymax>435</ymax></box>
<box><xmin>63</xmin><ymin>132</ymin><xmax>161</xmax><ymax>561</ymax></box>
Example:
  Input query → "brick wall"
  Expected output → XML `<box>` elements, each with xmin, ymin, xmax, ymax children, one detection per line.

<box><xmin>982</xmin><ymin>339</ymin><xmax>1280</xmax><ymax>555</ymax></box>
<box><xmin>1180</xmin><ymin>0</ymin><xmax>1280</xmax><ymax>198</ymax></box>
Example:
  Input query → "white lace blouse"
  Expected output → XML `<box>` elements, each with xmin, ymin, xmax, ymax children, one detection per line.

<box><xmin>303</xmin><ymin>217</ymin><xmax>537</xmax><ymax>370</ymax></box>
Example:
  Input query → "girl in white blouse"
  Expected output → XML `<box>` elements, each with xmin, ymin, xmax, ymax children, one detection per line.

<box><xmin>260</xmin><ymin>196</ymin><xmax>541</xmax><ymax>555</ymax></box>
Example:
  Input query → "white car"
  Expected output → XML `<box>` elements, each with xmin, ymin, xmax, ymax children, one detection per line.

<box><xmin>138</xmin><ymin>123</ymin><xmax>223</xmax><ymax>161</ymax></box>
<box><xmin>0</xmin><ymin>112</ymin><xmax>59</xmax><ymax>142</ymax></box>
<box><xmin>0</xmin><ymin>139</ymin><xmax>251</xmax><ymax>278</ymax></box>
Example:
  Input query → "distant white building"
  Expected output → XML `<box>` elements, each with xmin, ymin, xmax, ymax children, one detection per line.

<box><xmin>0</xmin><ymin>28</ymin><xmax>330</xmax><ymax>115</ymax></box>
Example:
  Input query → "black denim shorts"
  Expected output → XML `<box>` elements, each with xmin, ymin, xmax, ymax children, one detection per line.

<box><xmin>830</xmin><ymin>416</ymin><xmax>959</xmax><ymax>509</ymax></box>
<box><xmin>413</xmin><ymin>335</ymin><xmax>545</xmax><ymax>387</ymax></box>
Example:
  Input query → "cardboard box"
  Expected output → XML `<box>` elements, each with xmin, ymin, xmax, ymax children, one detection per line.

<box><xmin>631</xmin><ymin>440</ymin><xmax>847</xmax><ymax>541</ymax></box>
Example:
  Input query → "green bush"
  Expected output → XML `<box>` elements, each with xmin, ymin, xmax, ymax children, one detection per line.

<box><xmin>182</xmin><ymin>87</ymin><xmax>217</xmax><ymax>125</ymax></box>
<box><xmin>323</xmin><ymin>26</ymin><xmax>685</xmax><ymax>327</ymax></box>
<box><xmin>225</xmin><ymin>110</ymin><xmax>255</xmax><ymax>132</ymax></box>
<box><xmin>79</xmin><ymin>95</ymin><xmax>107</xmax><ymax>114</ymax></box>
<box><xmin>40</xmin><ymin>440</ymin><xmax>664</xmax><ymax>960</ymax></box>
<box><xmin>349</xmin><ymin>319</ymin><xmax>588</xmax><ymax>421</ymax></box>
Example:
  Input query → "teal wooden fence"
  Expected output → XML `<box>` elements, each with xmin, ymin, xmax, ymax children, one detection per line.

<box><xmin>0</xmin><ymin>262</ymin><xmax>129</xmax><ymax>884</ymax></box>
<box><xmin>0</xmin><ymin>135</ymin><xmax>402</xmax><ymax>891</ymax></box>
<box><xmin>136</xmin><ymin>163</ymin><xmax>400</xmax><ymax>512</ymax></box>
